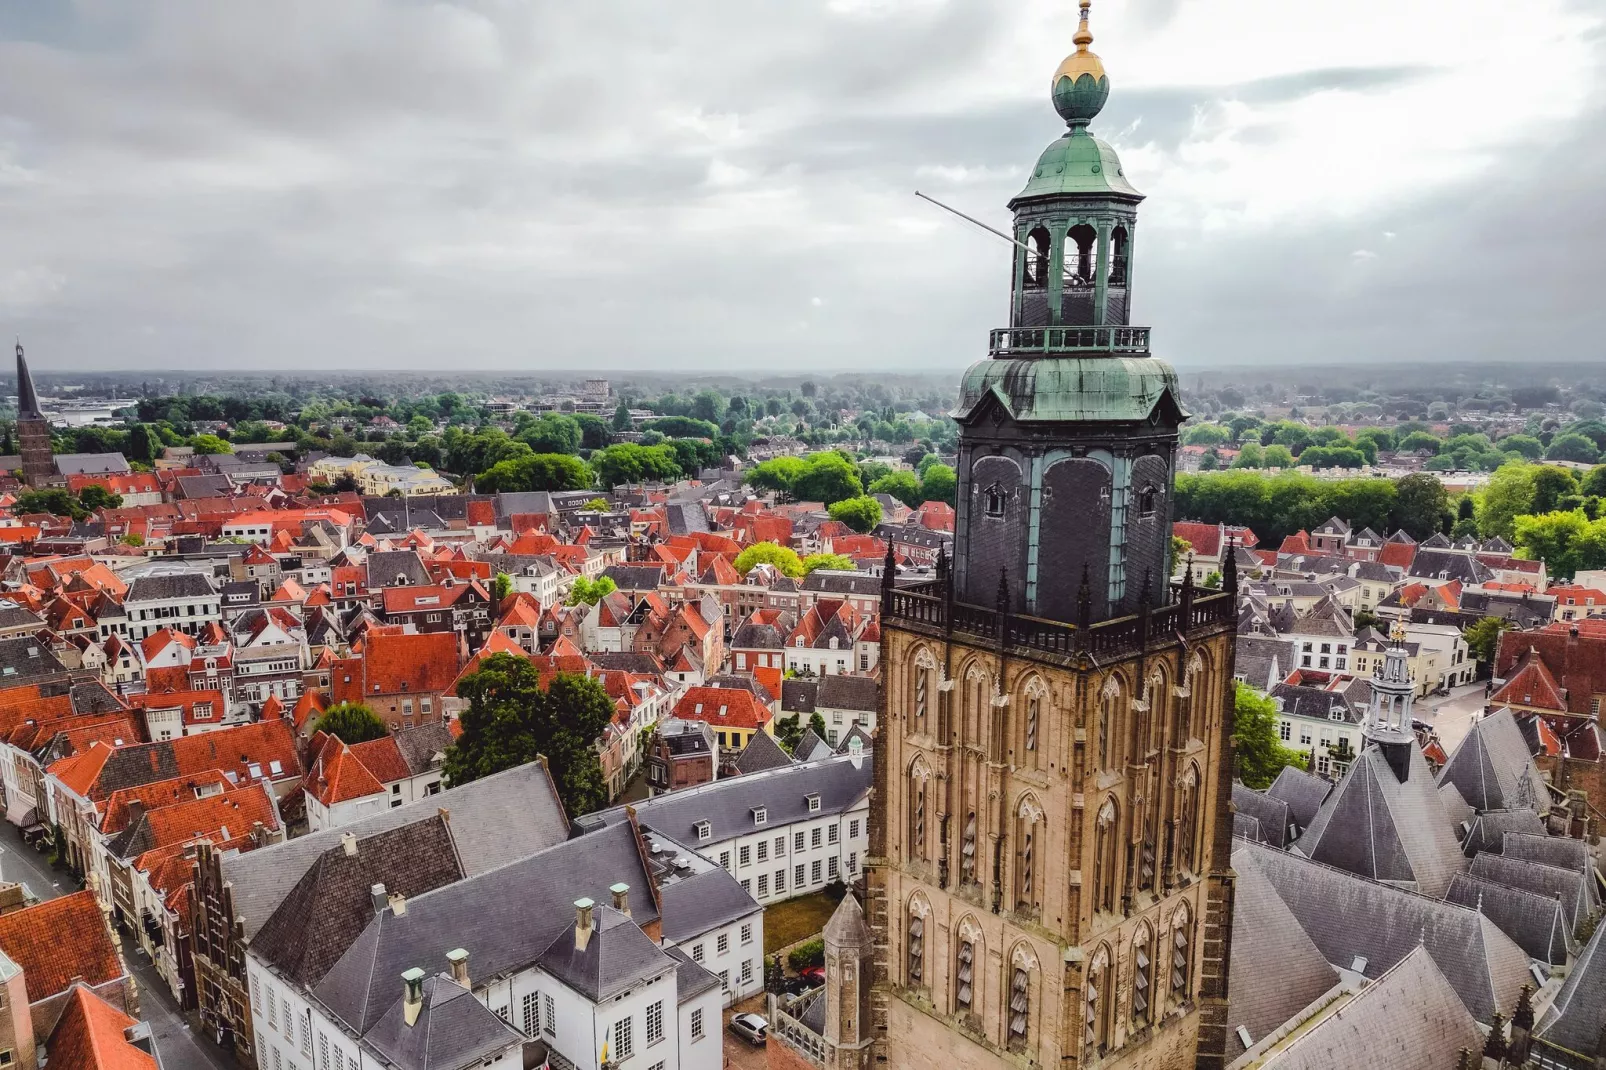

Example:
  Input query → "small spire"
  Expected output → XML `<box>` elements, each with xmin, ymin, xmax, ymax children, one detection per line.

<box><xmin>1483</xmin><ymin>1012</ymin><xmax>1507</xmax><ymax>1059</ymax></box>
<box><xmin>1074</xmin><ymin>0</ymin><xmax>1093</xmax><ymax>51</ymax></box>
<box><xmin>1184</xmin><ymin>552</ymin><xmax>1196</xmax><ymax>589</ymax></box>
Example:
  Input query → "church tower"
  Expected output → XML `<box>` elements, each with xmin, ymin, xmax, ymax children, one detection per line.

<box><xmin>14</xmin><ymin>343</ymin><xmax>57</xmax><ymax>487</ymax></box>
<box><xmin>863</xmin><ymin>5</ymin><xmax>1239</xmax><ymax>1068</ymax></box>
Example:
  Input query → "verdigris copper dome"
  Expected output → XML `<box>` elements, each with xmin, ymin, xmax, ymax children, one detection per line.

<box><xmin>1052</xmin><ymin>0</ymin><xmax>1108</xmax><ymax>127</ymax></box>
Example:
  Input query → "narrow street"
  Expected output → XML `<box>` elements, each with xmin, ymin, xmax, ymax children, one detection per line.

<box><xmin>0</xmin><ymin>823</ymin><xmax>230</xmax><ymax>1070</ymax></box>
<box><xmin>1415</xmin><ymin>680</ymin><xmax>1490</xmax><ymax>758</ymax></box>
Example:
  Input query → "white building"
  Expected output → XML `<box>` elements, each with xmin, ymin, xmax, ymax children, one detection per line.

<box><xmin>122</xmin><ymin>570</ymin><xmax>221</xmax><ymax>641</ymax></box>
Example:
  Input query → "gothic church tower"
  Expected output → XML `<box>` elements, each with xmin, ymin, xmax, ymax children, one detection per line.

<box><xmin>861</xmin><ymin>5</ymin><xmax>1239</xmax><ymax>1068</ymax></box>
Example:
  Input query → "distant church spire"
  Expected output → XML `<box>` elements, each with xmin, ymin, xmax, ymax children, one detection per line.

<box><xmin>15</xmin><ymin>341</ymin><xmax>42</xmax><ymax>420</ymax></box>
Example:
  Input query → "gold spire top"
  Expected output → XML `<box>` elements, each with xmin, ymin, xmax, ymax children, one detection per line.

<box><xmin>1074</xmin><ymin>0</ymin><xmax>1094</xmax><ymax>50</ymax></box>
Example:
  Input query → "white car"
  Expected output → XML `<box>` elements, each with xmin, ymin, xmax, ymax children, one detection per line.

<box><xmin>729</xmin><ymin>1013</ymin><xmax>768</xmax><ymax>1046</ymax></box>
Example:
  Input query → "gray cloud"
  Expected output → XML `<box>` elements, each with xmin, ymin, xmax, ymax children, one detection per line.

<box><xmin>0</xmin><ymin>0</ymin><xmax>1600</xmax><ymax>373</ymax></box>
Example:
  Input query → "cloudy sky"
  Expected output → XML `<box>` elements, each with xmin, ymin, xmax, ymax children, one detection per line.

<box><xmin>0</xmin><ymin>0</ymin><xmax>1602</xmax><ymax>374</ymax></box>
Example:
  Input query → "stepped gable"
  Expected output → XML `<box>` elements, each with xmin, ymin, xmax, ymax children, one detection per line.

<box><xmin>1294</xmin><ymin>740</ymin><xmax>1466</xmax><ymax>897</ymax></box>
<box><xmin>1226</xmin><ymin>846</ymin><xmax>1339</xmax><ymax>1060</ymax></box>
<box><xmin>1436</xmin><ymin>708</ymin><xmax>1548</xmax><ymax>813</ymax></box>
<box><xmin>1255</xmin><ymin>945</ymin><xmax>1480</xmax><ymax>1070</ymax></box>
<box><xmin>1443</xmin><ymin>871</ymin><xmax>1572</xmax><ymax>965</ymax></box>
<box><xmin>1240</xmin><ymin>840</ymin><xmax>1529</xmax><ymax>1023</ymax></box>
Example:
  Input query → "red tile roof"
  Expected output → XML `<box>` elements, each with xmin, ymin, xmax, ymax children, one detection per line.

<box><xmin>673</xmin><ymin>686</ymin><xmax>773</xmax><ymax>731</ymax></box>
<box><xmin>0</xmin><ymin>891</ymin><xmax>124</xmax><ymax>1000</ymax></box>
<box><xmin>332</xmin><ymin>630</ymin><xmax>461</xmax><ymax>703</ymax></box>
<box><xmin>304</xmin><ymin>732</ymin><xmax>385</xmax><ymax>806</ymax></box>
<box><xmin>100</xmin><ymin>771</ymin><xmax>233</xmax><ymax>834</ymax></box>
<box><xmin>1491</xmin><ymin>646</ymin><xmax>1570</xmax><ymax>712</ymax></box>
<box><xmin>348</xmin><ymin>736</ymin><xmax>413</xmax><ymax>784</ymax></box>
<box><xmin>44</xmin><ymin>983</ymin><xmax>156</xmax><ymax>1070</ymax></box>
<box><xmin>134</xmin><ymin>783</ymin><xmax>279</xmax><ymax>852</ymax></box>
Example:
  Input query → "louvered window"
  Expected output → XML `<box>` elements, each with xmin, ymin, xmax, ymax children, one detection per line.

<box><xmin>1009</xmin><ymin>967</ymin><xmax>1029</xmax><ymax>1046</ymax></box>
<box><xmin>1025</xmin><ymin>696</ymin><xmax>1039</xmax><ymax>752</ymax></box>
<box><xmin>955</xmin><ymin>941</ymin><xmax>974</xmax><ymax>1012</ymax></box>
<box><xmin>910</xmin><ymin>781</ymin><xmax>926</xmax><ymax>860</ymax></box>
<box><xmin>1015</xmin><ymin>824</ymin><xmax>1035</xmax><ymax>911</ymax></box>
<box><xmin>1133</xmin><ymin>944</ymin><xmax>1151</xmax><ymax>1025</ymax></box>
<box><xmin>907</xmin><ymin>916</ymin><xmax>924</xmax><ymax>985</ymax></box>
<box><xmin>1172</xmin><ymin>926</ymin><xmax>1190</xmax><ymax>997</ymax></box>
<box><xmin>1140</xmin><ymin>840</ymin><xmax>1155</xmax><ymax>891</ymax></box>
<box><xmin>961</xmin><ymin>813</ymin><xmax>977</xmax><ymax>884</ymax></box>
<box><xmin>915</xmin><ymin>671</ymin><xmax>927</xmax><ymax>721</ymax></box>
<box><xmin>1085</xmin><ymin>974</ymin><xmax>1100</xmax><ymax>1049</ymax></box>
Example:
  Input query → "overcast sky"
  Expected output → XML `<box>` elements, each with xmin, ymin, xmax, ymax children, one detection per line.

<box><xmin>0</xmin><ymin>0</ymin><xmax>1602</xmax><ymax>374</ymax></box>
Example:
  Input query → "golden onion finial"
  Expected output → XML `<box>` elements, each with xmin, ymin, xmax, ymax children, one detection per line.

<box><xmin>1074</xmin><ymin>0</ymin><xmax>1093</xmax><ymax>50</ymax></box>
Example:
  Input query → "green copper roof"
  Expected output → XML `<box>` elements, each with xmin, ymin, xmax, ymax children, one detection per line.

<box><xmin>1011</xmin><ymin>129</ymin><xmax>1142</xmax><ymax>206</ymax></box>
<box><xmin>952</xmin><ymin>355</ymin><xmax>1188</xmax><ymax>424</ymax></box>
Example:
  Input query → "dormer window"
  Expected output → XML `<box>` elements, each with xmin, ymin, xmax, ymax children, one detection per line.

<box><xmin>753</xmin><ymin>807</ymin><xmax>767</xmax><ymax>827</ymax></box>
<box><xmin>806</xmin><ymin>793</ymin><xmax>821</xmax><ymax>813</ymax></box>
<box><xmin>695</xmin><ymin>820</ymin><xmax>712</xmax><ymax>842</ymax></box>
<box><xmin>984</xmin><ymin>484</ymin><xmax>1007</xmax><ymax>519</ymax></box>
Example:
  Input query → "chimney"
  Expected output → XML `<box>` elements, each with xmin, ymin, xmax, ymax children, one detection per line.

<box><xmin>370</xmin><ymin>882</ymin><xmax>388</xmax><ymax>913</ymax></box>
<box><xmin>126</xmin><ymin>800</ymin><xmax>146</xmax><ymax>829</ymax></box>
<box><xmin>402</xmin><ymin>967</ymin><xmax>426</xmax><ymax>1027</ymax></box>
<box><xmin>341</xmin><ymin>832</ymin><xmax>358</xmax><ymax>857</ymax></box>
<box><xmin>446</xmin><ymin>947</ymin><xmax>469</xmax><ymax>984</ymax></box>
<box><xmin>574</xmin><ymin>897</ymin><xmax>596</xmax><ymax>952</ymax></box>
<box><xmin>388</xmin><ymin>892</ymin><xmax>408</xmax><ymax>917</ymax></box>
<box><xmin>610</xmin><ymin>882</ymin><xmax>630</xmax><ymax>918</ymax></box>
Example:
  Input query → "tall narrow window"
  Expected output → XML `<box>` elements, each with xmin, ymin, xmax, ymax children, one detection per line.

<box><xmin>961</xmin><ymin>812</ymin><xmax>978</xmax><ymax>885</ymax></box>
<box><xmin>909</xmin><ymin>775</ymin><xmax>927</xmax><ymax>862</ymax></box>
<box><xmin>1098</xmin><ymin>688</ymin><xmax>1116</xmax><ymax>770</ymax></box>
<box><xmin>1178</xmin><ymin>765</ymin><xmax>1200</xmax><ymax>874</ymax></box>
<box><xmin>1139</xmin><ymin>839</ymin><xmax>1155</xmax><ymax>893</ymax></box>
<box><xmin>1172</xmin><ymin>914</ymin><xmax>1192</xmax><ymax>1002</ymax></box>
<box><xmin>1025</xmin><ymin>694</ymin><xmax>1039</xmax><ymax>755</ymax></box>
<box><xmin>1086</xmin><ymin>950</ymin><xmax>1110</xmax><ymax>1053</ymax></box>
<box><xmin>955</xmin><ymin>940</ymin><xmax>975</xmax><ymax>1014</ymax></box>
<box><xmin>1009</xmin><ymin>967</ymin><xmax>1030</xmax><ymax>1050</ymax></box>
<box><xmin>915</xmin><ymin>667</ymin><xmax>928</xmax><ymax>723</ymax></box>
<box><xmin>1132</xmin><ymin>929</ymin><xmax>1152</xmax><ymax>1028</ymax></box>
<box><xmin>907</xmin><ymin>913</ymin><xmax>924</xmax><ymax>986</ymax></box>
<box><xmin>985</xmin><ymin>485</ymin><xmax>1007</xmax><ymax>519</ymax></box>
<box><xmin>1094</xmin><ymin>800</ymin><xmax>1118</xmax><ymax>913</ymax></box>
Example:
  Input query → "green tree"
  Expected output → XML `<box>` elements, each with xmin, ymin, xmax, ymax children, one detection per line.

<box><xmin>793</xmin><ymin>453</ymin><xmax>863</xmax><ymax>505</ymax></box>
<box><xmin>1531</xmin><ymin>466</ymin><xmax>1580</xmax><ymax>514</ymax></box>
<box><xmin>733</xmin><ymin>542</ymin><xmax>805</xmax><ymax>578</ymax></box>
<box><xmin>1512</xmin><ymin>511</ymin><xmax>1606</xmax><ymax>579</ymax></box>
<box><xmin>1261</xmin><ymin>444</ymin><xmax>1295</xmax><ymax>468</ymax></box>
<box><xmin>1389</xmin><ymin>473</ymin><xmax>1452</xmax><ymax>540</ymax></box>
<box><xmin>868</xmin><ymin>471</ymin><xmax>923</xmax><ymax>508</ymax></box>
<box><xmin>1182</xmin><ymin>424</ymin><xmax>1230</xmax><ymax>446</ymax></box>
<box><xmin>582</xmin><ymin>498</ymin><xmax>610</xmax><ymax>511</ymax></box>
<box><xmin>611</xmin><ymin>402</ymin><xmax>633</xmax><ymax>432</ymax></box>
<box><xmin>493</xmin><ymin>572</ymin><xmax>513</xmax><ymax>601</ymax></box>
<box><xmin>829</xmin><ymin>495</ymin><xmax>882</xmax><ymax>534</ymax></box>
<box><xmin>313</xmin><ymin>702</ymin><xmax>388</xmax><ymax>745</ymax></box>
<box><xmin>1230</xmin><ymin>442</ymin><xmax>1265</xmax><ymax>469</ymax></box>
<box><xmin>566</xmin><ymin>575</ymin><xmax>619</xmax><ymax>606</ymax></box>
<box><xmin>574</xmin><ymin>414</ymin><xmax>611</xmax><ymax>451</ymax></box>
<box><xmin>644</xmin><ymin>416</ymin><xmax>719</xmax><ymax>440</ymax></box>
<box><xmin>13</xmin><ymin>488</ymin><xmax>87</xmax><ymax>520</ymax></box>
<box><xmin>516</xmin><ymin>413</ymin><xmax>583</xmax><ymax>455</ymax></box>
<box><xmin>475</xmin><ymin>453</ymin><xmax>592</xmax><ymax>493</ymax></box>
<box><xmin>1233</xmin><ymin>681</ymin><xmax>1309</xmax><ymax>789</ymax></box>
<box><xmin>190</xmin><ymin>433</ymin><xmax>234</xmax><ymax>455</ymax></box>
<box><xmin>592</xmin><ymin>443</ymin><xmax>681</xmax><ymax>486</ymax></box>
<box><xmin>1499</xmin><ymin>433</ymin><xmax>1544</xmax><ymax>460</ymax></box>
<box><xmin>76</xmin><ymin>485</ymin><xmax>124</xmax><ymax>513</ymax></box>
<box><xmin>802</xmin><ymin>553</ymin><xmax>857</xmax><ymax>574</ymax></box>
<box><xmin>1477</xmin><ymin>463</ymin><xmax>1538</xmax><ymax>540</ymax></box>
<box><xmin>443</xmin><ymin>654</ymin><xmax>613</xmax><ymax>816</ymax></box>
<box><xmin>1547</xmin><ymin>433</ymin><xmax>1600</xmax><ymax>464</ymax></box>
<box><xmin>745</xmin><ymin>457</ymin><xmax>808</xmax><ymax>495</ymax></box>
<box><xmin>1398</xmin><ymin>431</ymin><xmax>1441</xmax><ymax>454</ymax></box>
<box><xmin>1464</xmin><ymin>616</ymin><xmax>1510</xmax><ymax>666</ymax></box>
<box><xmin>128</xmin><ymin>423</ymin><xmax>163</xmax><ymax>464</ymax></box>
<box><xmin>1581</xmin><ymin>465</ymin><xmax>1606</xmax><ymax>499</ymax></box>
<box><xmin>919</xmin><ymin>463</ymin><xmax>957</xmax><ymax>505</ymax></box>
<box><xmin>808</xmin><ymin>712</ymin><xmax>828</xmax><ymax>741</ymax></box>
<box><xmin>774</xmin><ymin>717</ymin><xmax>804</xmax><ymax>754</ymax></box>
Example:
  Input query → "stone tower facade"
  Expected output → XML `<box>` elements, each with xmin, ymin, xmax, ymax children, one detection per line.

<box><xmin>863</xmin><ymin>6</ymin><xmax>1239</xmax><ymax>1070</ymax></box>
<box><xmin>14</xmin><ymin>344</ymin><xmax>56</xmax><ymax>488</ymax></box>
<box><xmin>824</xmin><ymin>893</ymin><xmax>875</xmax><ymax>1070</ymax></box>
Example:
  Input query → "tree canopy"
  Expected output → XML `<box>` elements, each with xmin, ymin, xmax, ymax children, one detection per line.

<box><xmin>313</xmin><ymin>702</ymin><xmax>388</xmax><ymax>745</ymax></box>
<box><xmin>802</xmin><ymin>553</ymin><xmax>856</xmax><ymax>574</ymax></box>
<box><xmin>566</xmin><ymin>575</ymin><xmax>619</xmax><ymax>606</ymax></box>
<box><xmin>733</xmin><ymin>541</ymin><xmax>804</xmax><ymax>578</ymax></box>
<box><xmin>475</xmin><ymin>453</ymin><xmax>592</xmax><ymax>493</ymax></box>
<box><xmin>1233</xmin><ymin>681</ymin><xmax>1309</xmax><ymax>789</ymax></box>
<box><xmin>443</xmin><ymin>653</ymin><xmax>614</xmax><ymax>817</ymax></box>
<box><xmin>828</xmin><ymin>495</ymin><xmax>882</xmax><ymax>534</ymax></box>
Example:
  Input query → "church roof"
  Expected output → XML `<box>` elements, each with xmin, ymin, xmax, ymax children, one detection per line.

<box><xmin>1012</xmin><ymin>129</ymin><xmax>1142</xmax><ymax>205</ymax></box>
<box><xmin>952</xmin><ymin>355</ymin><xmax>1188</xmax><ymax>425</ymax></box>
<box><xmin>1435</xmin><ymin>708</ymin><xmax>1548</xmax><ymax>814</ymax></box>
<box><xmin>15</xmin><ymin>345</ymin><xmax>42</xmax><ymax>420</ymax></box>
<box><xmin>1227</xmin><ymin>847</ymin><xmax>1338</xmax><ymax>1059</ymax></box>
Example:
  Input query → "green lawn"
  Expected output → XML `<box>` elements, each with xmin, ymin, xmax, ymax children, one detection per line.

<box><xmin>764</xmin><ymin>891</ymin><xmax>839</xmax><ymax>955</ymax></box>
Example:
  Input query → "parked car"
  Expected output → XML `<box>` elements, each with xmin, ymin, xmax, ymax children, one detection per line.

<box><xmin>730</xmin><ymin>1013</ymin><xmax>768</xmax><ymax>1047</ymax></box>
<box><xmin>799</xmin><ymin>965</ymin><xmax>825</xmax><ymax>986</ymax></box>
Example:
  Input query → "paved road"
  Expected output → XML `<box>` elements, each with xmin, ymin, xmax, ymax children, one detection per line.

<box><xmin>1415</xmin><ymin>680</ymin><xmax>1490</xmax><ymax>757</ymax></box>
<box><xmin>0</xmin><ymin>823</ymin><xmax>231</xmax><ymax>1070</ymax></box>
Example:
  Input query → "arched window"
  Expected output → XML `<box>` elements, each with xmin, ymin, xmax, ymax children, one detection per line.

<box><xmin>1025</xmin><ymin>692</ymin><xmax>1040</xmax><ymax>756</ymax></box>
<box><xmin>1131</xmin><ymin>923</ymin><xmax>1154</xmax><ymax>1029</ymax></box>
<box><xmin>1137</xmin><ymin>483</ymin><xmax>1158</xmax><ymax>519</ymax></box>
<box><xmin>1014</xmin><ymin>796</ymin><xmax>1043</xmax><ymax>915</ymax></box>
<box><xmin>960</xmin><ymin>811</ymin><xmax>978</xmax><ymax>886</ymax></box>
<box><xmin>1093</xmin><ymin>798</ymin><xmax>1118</xmax><ymax>914</ymax></box>
<box><xmin>984</xmin><ymin>483</ymin><xmax>1007</xmax><ymax>519</ymax></box>
<box><xmin>907</xmin><ymin>759</ymin><xmax>930</xmax><ymax>863</ymax></box>
<box><xmin>906</xmin><ymin>897</ymin><xmax>929</xmax><ymax>990</ymax></box>
<box><xmin>1178</xmin><ymin>763</ymin><xmax>1200</xmax><ymax>874</ymax></box>
<box><xmin>1067</xmin><ymin>223</ymin><xmax>1097</xmax><ymax>288</ymax></box>
<box><xmin>1008</xmin><ymin>949</ymin><xmax>1037</xmax><ymax>1052</ymax></box>
<box><xmin>1170</xmin><ymin>903</ymin><xmax>1193</xmax><ymax>1005</ymax></box>
<box><xmin>954</xmin><ymin>926</ymin><xmax>979</xmax><ymax>1017</ymax></box>
<box><xmin>1098</xmin><ymin>676</ymin><xmax>1121</xmax><ymax>770</ymax></box>
<box><xmin>964</xmin><ymin>667</ymin><xmax>986</xmax><ymax>747</ymax></box>
<box><xmin>1024</xmin><ymin>227</ymin><xmax>1051</xmax><ymax>289</ymax></box>
<box><xmin>1110</xmin><ymin>226</ymin><xmax>1129</xmax><ymax>286</ymax></box>
<box><xmin>1085</xmin><ymin>945</ymin><xmax>1112</xmax><ymax>1053</ymax></box>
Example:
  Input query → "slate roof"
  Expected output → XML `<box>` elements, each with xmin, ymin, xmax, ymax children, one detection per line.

<box><xmin>1443</xmin><ymin>872</ymin><xmax>1572</xmax><ymax>965</ymax></box>
<box><xmin>1232</xmin><ymin>782</ymin><xmax>1292</xmax><ymax>849</ymax></box>
<box><xmin>1468</xmin><ymin>851</ymin><xmax>1594</xmax><ymax>936</ymax></box>
<box><xmin>252</xmin><ymin>816</ymin><xmax>465</xmax><ymax>987</ymax></box>
<box><xmin>663</xmin><ymin>945</ymin><xmax>723</xmax><ymax>1004</ymax></box>
<box><xmin>315</xmin><ymin>820</ymin><xmax>660</xmax><ymax>1034</ymax></box>
<box><xmin>642</xmin><ymin>834</ymin><xmax>763</xmax><ymax>944</ymax></box>
<box><xmin>125</xmin><ymin>571</ymin><xmax>216</xmax><ymax>602</ymax></box>
<box><xmin>1536</xmin><ymin>920</ymin><xmax>1606</xmax><ymax>1059</ymax></box>
<box><xmin>1227</xmin><ymin>849</ymin><xmax>1339</xmax><ymax>1059</ymax></box>
<box><xmin>1460</xmin><ymin>808</ymin><xmax>1546</xmax><ymax>857</ymax></box>
<box><xmin>1436</xmin><ymin>708</ymin><xmax>1548</xmax><ymax>814</ymax></box>
<box><xmin>1502</xmin><ymin>831</ymin><xmax>1598</xmax><ymax>902</ymax></box>
<box><xmin>576</xmin><ymin>752</ymin><xmax>871</xmax><ymax>845</ymax></box>
<box><xmin>733</xmin><ymin>730</ymin><xmax>795</xmax><ymax>776</ymax></box>
<box><xmin>1235</xmin><ymin>635</ymin><xmax>1297</xmax><ymax>692</ymax></box>
<box><xmin>1436</xmin><ymin>782</ymin><xmax>1475</xmax><ymax>835</ymax></box>
<box><xmin>223</xmin><ymin>760</ymin><xmax>569</xmax><ymax>938</ymax></box>
<box><xmin>817</xmin><ymin>674</ymin><xmax>879</xmax><ymax>713</ymax></box>
<box><xmin>1238</xmin><ymin>841</ymin><xmax>1529</xmax><ymax>1023</ymax></box>
<box><xmin>1293</xmin><ymin>740</ymin><xmax>1466</xmax><ymax>897</ymax></box>
<box><xmin>782</xmin><ymin>679</ymin><xmax>820</xmax><ymax>716</ymax></box>
<box><xmin>800</xmin><ymin>572</ymin><xmax>879</xmax><ymax>596</ymax></box>
<box><xmin>361</xmin><ymin>972</ymin><xmax>525</xmax><ymax>1070</ymax></box>
<box><xmin>538</xmin><ymin>904</ymin><xmax>675</xmax><ymax>1003</ymax></box>
<box><xmin>794</xmin><ymin>728</ymin><xmax>834</xmax><ymax>763</ymax></box>
<box><xmin>1408</xmin><ymin>549</ymin><xmax>1492</xmax><ymax>585</ymax></box>
<box><xmin>1256</xmin><ymin>946</ymin><xmax>1480</xmax><ymax>1070</ymax></box>
<box><xmin>601</xmin><ymin>565</ymin><xmax>666</xmax><ymax>592</ymax></box>
<box><xmin>366</xmin><ymin>550</ymin><xmax>432</xmax><ymax>589</ymax></box>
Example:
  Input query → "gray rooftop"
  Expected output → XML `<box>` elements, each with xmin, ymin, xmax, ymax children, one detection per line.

<box><xmin>1460</xmin><ymin>808</ymin><xmax>1546</xmax><ymax>858</ymax></box>
<box><xmin>1436</xmin><ymin>708</ymin><xmax>1548</xmax><ymax>814</ymax></box>
<box><xmin>125</xmin><ymin>571</ymin><xmax>216</xmax><ymax>603</ymax></box>
<box><xmin>733</xmin><ymin>730</ymin><xmax>795</xmax><ymax>776</ymax></box>
<box><xmin>1232</xmin><ymin>783</ymin><xmax>1292</xmax><ymax>850</ymax></box>
<box><xmin>1537</xmin><ymin>919</ymin><xmax>1606</xmax><ymax>1059</ymax></box>
<box><xmin>1238</xmin><ymin>840</ymin><xmax>1530</xmax><ymax>1023</ymax></box>
<box><xmin>538</xmin><ymin>904</ymin><xmax>675</xmax><ymax>1004</ymax></box>
<box><xmin>361</xmin><ymin>972</ymin><xmax>525</xmax><ymax>1070</ymax></box>
<box><xmin>1266</xmin><ymin>765</ymin><xmax>1332</xmax><ymax>832</ymax></box>
<box><xmin>223</xmin><ymin>760</ymin><xmax>569</xmax><ymax>938</ymax></box>
<box><xmin>1443</xmin><ymin>871</ymin><xmax>1573</xmax><ymax>965</ymax></box>
<box><xmin>1468</xmin><ymin>850</ymin><xmax>1594</xmax><ymax>937</ymax></box>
